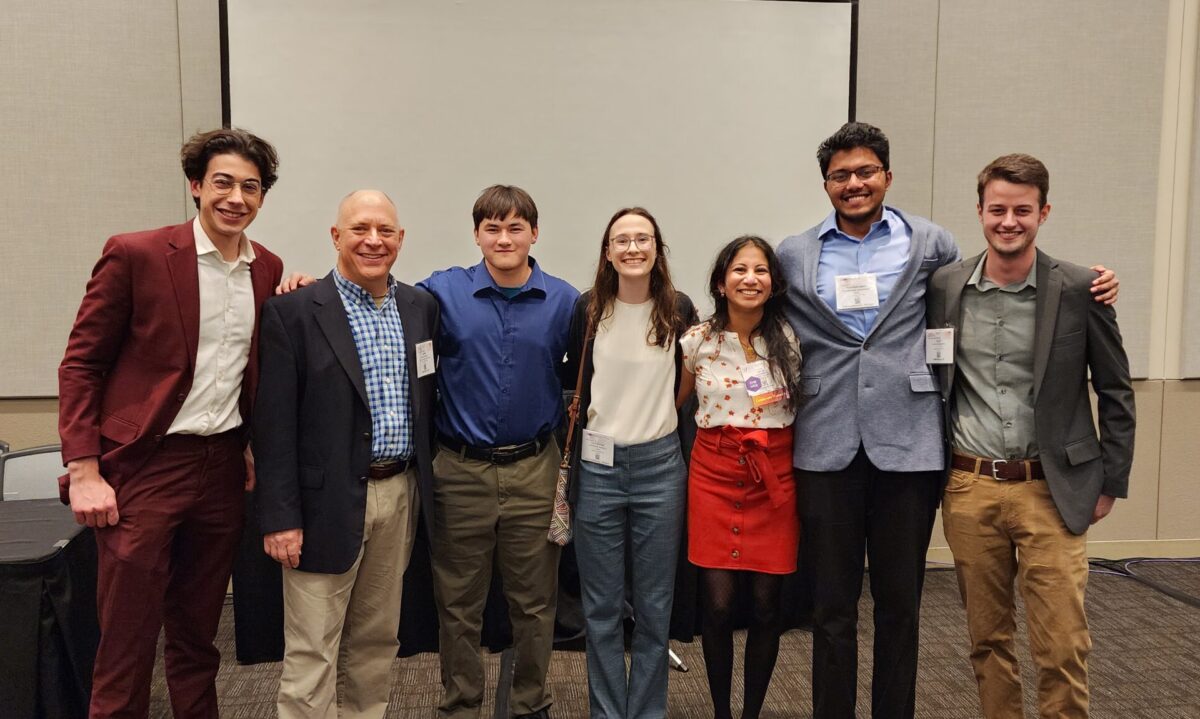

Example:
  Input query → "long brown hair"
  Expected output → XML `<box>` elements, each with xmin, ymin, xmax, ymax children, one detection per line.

<box><xmin>586</xmin><ymin>207</ymin><xmax>685</xmax><ymax>347</ymax></box>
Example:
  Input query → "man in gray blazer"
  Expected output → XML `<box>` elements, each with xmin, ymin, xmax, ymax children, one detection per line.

<box><xmin>254</xmin><ymin>190</ymin><xmax>439</xmax><ymax>719</ymax></box>
<box><xmin>776</xmin><ymin>124</ymin><xmax>1119</xmax><ymax>719</ymax></box>
<box><xmin>927</xmin><ymin>154</ymin><xmax>1134</xmax><ymax>719</ymax></box>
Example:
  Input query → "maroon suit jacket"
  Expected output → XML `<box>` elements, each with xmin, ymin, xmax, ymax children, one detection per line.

<box><xmin>58</xmin><ymin>221</ymin><xmax>284</xmax><ymax>495</ymax></box>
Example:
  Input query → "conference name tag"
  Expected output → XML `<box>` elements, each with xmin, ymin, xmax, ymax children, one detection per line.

<box><xmin>415</xmin><ymin>340</ymin><xmax>436</xmax><ymax>377</ymax></box>
<box><xmin>581</xmin><ymin>429</ymin><xmax>615</xmax><ymax>467</ymax></box>
<box><xmin>834</xmin><ymin>273</ymin><xmax>880</xmax><ymax>311</ymax></box>
<box><xmin>925</xmin><ymin>328</ymin><xmax>954</xmax><ymax>365</ymax></box>
<box><xmin>739</xmin><ymin>360</ymin><xmax>787</xmax><ymax>407</ymax></box>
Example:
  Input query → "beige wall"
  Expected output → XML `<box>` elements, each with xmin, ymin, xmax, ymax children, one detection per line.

<box><xmin>0</xmin><ymin>399</ymin><xmax>58</xmax><ymax>452</ymax></box>
<box><xmin>860</xmin><ymin>0</ymin><xmax>1200</xmax><ymax>555</ymax></box>
<box><xmin>0</xmin><ymin>0</ymin><xmax>219</xmax><ymax>397</ymax></box>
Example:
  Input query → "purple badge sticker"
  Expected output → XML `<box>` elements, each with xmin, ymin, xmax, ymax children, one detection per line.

<box><xmin>745</xmin><ymin>376</ymin><xmax>762</xmax><ymax>392</ymax></box>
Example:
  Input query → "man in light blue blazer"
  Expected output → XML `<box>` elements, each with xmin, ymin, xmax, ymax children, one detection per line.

<box><xmin>777</xmin><ymin>122</ymin><xmax>958</xmax><ymax>719</ymax></box>
<box><xmin>776</xmin><ymin>123</ymin><xmax>1119</xmax><ymax>719</ymax></box>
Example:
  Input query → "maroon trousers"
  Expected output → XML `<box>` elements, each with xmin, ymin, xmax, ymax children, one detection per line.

<box><xmin>89</xmin><ymin>431</ymin><xmax>245</xmax><ymax>719</ymax></box>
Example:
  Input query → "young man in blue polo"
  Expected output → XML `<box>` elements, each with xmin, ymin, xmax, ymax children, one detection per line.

<box><xmin>419</xmin><ymin>185</ymin><xmax>578</xmax><ymax>719</ymax></box>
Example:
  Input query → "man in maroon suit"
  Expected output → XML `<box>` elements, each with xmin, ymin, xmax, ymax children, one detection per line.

<box><xmin>58</xmin><ymin>128</ymin><xmax>285</xmax><ymax>718</ymax></box>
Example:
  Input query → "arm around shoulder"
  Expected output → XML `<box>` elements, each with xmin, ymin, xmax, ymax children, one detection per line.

<box><xmin>936</xmin><ymin>226</ymin><xmax>961</xmax><ymax>266</ymax></box>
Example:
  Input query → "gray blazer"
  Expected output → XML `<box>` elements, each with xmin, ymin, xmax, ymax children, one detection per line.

<box><xmin>926</xmin><ymin>249</ymin><xmax>1135</xmax><ymax>535</ymax></box>
<box><xmin>777</xmin><ymin>208</ymin><xmax>960</xmax><ymax>472</ymax></box>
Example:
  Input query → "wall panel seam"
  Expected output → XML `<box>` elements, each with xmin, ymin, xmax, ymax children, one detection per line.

<box><xmin>174</xmin><ymin>0</ymin><xmax>189</xmax><ymax>221</ymax></box>
<box><xmin>928</xmin><ymin>0</ymin><xmax>941</xmax><ymax>221</ymax></box>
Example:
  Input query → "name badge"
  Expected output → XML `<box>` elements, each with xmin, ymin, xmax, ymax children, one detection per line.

<box><xmin>739</xmin><ymin>360</ymin><xmax>788</xmax><ymax>407</ymax></box>
<box><xmin>835</xmin><ymin>273</ymin><xmax>880</xmax><ymax>311</ymax></box>
<box><xmin>415</xmin><ymin>340</ymin><xmax>436</xmax><ymax>377</ymax></box>
<box><xmin>581</xmin><ymin>429</ymin><xmax>615</xmax><ymax>467</ymax></box>
<box><xmin>925</xmin><ymin>328</ymin><xmax>954</xmax><ymax>365</ymax></box>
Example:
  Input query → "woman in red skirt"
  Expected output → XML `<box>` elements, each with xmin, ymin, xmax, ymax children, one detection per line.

<box><xmin>677</xmin><ymin>235</ymin><xmax>802</xmax><ymax>719</ymax></box>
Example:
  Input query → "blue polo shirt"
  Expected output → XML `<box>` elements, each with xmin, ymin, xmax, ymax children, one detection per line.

<box><xmin>418</xmin><ymin>258</ymin><xmax>578</xmax><ymax>447</ymax></box>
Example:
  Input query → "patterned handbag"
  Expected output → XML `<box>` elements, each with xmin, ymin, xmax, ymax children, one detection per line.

<box><xmin>548</xmin><ymin>329</ymin><xmax>590</xmax><ymax>546</ymax></box>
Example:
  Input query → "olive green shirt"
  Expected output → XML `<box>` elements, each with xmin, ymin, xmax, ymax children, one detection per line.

<box><xmin>950</xmin><ymin>255</ymin><xmax>1039</xmax><ymax>460</ymax></box>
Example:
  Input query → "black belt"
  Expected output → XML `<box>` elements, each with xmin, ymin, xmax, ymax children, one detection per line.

<box><xmin>368</xmin><ymin>457</ymin><xmax>412</xmax><ymax>479</ymax></box>
<box><xmin>438</xmin><ymin>431</ymin><xmax>553</xmax><ymax>466</ymax></box>
<box><xmin>952</xmin><ymin>452</ymin><xmax>1045</xmax><ymax>481</ymax></box>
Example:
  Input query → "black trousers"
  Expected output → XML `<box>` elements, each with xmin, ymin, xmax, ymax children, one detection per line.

<box><xmin>796</xmin><ymin>446</ymin><xmax>942</xmax><ymax>719</ymax></box>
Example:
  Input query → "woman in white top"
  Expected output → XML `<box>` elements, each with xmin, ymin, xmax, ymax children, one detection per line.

<box><xmin>563</xmin><ymin>207</ymin><xmax>696</xmax><ymax>719</ymax></box>
<box><xmin>678</xmin><ymin>236</ymin><xmax>802</xmax><ymax>719</ymax></box>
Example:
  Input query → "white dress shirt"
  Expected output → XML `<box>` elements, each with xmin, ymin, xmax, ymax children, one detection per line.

<box><xmin>167</xmin><ymin>218</ymin><xmax>256</xmax><ymax>436</ymax></box>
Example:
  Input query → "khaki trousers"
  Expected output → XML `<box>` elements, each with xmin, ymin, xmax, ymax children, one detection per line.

<box><xmin>942</xmin><ymin>466</ymin><xmax>1091</xmax><ymax>719</ymax></box>
<box><xmin>431</xmin><ymin>441</ymin><xmax>562</xmax><ymax>718</ymax></box>
<box><xmin>277</xmin><ymin>469</ymin><xmax>419</xmax><ymax>719</ymax></box>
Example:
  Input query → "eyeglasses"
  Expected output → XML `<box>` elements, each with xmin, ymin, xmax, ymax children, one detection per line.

<box><xmin>609</xmin><ymin>234</ymin><xmax>655</xmax><ymax>251</ymax></box>
<box><xmin>824</xmin><ymin>165</ymin><xmax>884</xmax><ymax>185</ymax></box>
<box><xmin>207</xmin><ymin>175</ymin><xmax>263</xmax><ymax>198</ymax></box>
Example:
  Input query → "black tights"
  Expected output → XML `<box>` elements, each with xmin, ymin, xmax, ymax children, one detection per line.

<box><xmin>700</xmin><ymin>568</ymin><xmax>785</xmax><ymax>719</ymax></box>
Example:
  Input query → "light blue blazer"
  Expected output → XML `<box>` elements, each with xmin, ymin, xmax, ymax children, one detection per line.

<box><xmin>777</xmin><ymin>208</ymin><xmax>960</xmax><ymax>472</ymax></box>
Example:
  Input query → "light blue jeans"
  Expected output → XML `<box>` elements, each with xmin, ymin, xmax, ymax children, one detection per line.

<box><xmin>573</xmin><ymin>432</ymin><xmax>687</xmax><ymax>719</ymax></box>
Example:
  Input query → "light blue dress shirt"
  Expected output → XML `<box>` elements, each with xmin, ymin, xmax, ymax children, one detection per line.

<box><xmin>815</xmin><ymin>207</ymin><xmax>912</xmax><ymax>338</ymax></box>
<box><xmin>332</xmin><ymin>268</ymin><xmax>412</xmax><ymax>462</ymax></box>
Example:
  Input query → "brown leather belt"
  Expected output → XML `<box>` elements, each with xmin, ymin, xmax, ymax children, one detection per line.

<box><xmin>951</xmin><ymin>452</ymin><xmax>1045</xmax><ymax>481</ymax></box>
<box><xmin>368</xmin><ymin>457</ymin><xmax>412</xmax><ymax>479</ymax></box>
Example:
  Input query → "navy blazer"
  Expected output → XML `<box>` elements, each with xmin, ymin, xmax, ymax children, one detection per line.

<box><xmin>253</xmin><ymin>273</ymin><xmax>439</xmax><ymax>574</ymax></box>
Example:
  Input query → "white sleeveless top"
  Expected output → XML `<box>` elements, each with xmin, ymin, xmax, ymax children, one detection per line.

<box><xmin>587</xmin><ymin>299</ymin><xmax>678</xmax><ymax>444</ymax></box>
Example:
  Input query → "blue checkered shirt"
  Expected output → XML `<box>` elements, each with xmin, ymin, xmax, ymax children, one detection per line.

<box><xmin>333</xmin><ymin>269</ymin><xmax>412</xmax><ymax>461</ymax></box>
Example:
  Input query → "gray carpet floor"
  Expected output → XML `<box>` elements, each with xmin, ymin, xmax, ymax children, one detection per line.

<box><xmin>150</xmin><ymin>562</ymin><xmax>1200</xmax><ymax>718</ymax></box>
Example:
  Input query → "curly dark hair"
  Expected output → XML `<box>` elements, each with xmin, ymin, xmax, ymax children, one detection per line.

<box><xmin>180</xmin><ymin>128</ymin><xmax>279</xmax><ymax>208</ymax></box>
<box><xmin>816</xmin><ymin>121</ymin><xmax>890</xmax><ymax>179</ymax></box>
<box><xmin>706</xmin><ymin>235</ymin><xmax>802</xmax><ymax>411</ymax></box>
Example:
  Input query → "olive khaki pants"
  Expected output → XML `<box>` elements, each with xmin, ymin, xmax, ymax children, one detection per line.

<box><xmin>942</xmin><ymin>466</ymin><xmax>1091</xmax><ymax>719</ymax></box>
<box><xmin>432</xmin><ymin>441</ymin><xmax>561</xmax><ymax>718</ymax></box>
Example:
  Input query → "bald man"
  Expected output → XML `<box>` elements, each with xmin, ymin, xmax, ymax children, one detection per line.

<box><xmin>253</xmin><ymin>191</ymin><xmax>440</xmax><ymax>719</ymax></box>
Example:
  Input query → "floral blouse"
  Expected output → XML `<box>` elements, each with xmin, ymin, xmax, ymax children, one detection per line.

<box><xmin>679</xmin><ymin>320</ymin><xmax>799</xmax><ymax>429</ymax></box>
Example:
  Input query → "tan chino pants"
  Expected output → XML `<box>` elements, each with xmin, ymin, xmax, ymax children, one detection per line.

<box><xmin>942</xmin><ymin>465</ymin><xmax>1091</xmax><ymax>719</ymax></box>
<box><xmin>277</xmin><ymin>469</ymin><xmax>419</xmax><ymax>719</ymax></box>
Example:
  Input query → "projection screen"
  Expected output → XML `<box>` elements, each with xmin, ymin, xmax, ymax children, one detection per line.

<box><xmin>227</xmin><ymin>0</ymin><xmax>853</xmax><ymax>310</ymax></box>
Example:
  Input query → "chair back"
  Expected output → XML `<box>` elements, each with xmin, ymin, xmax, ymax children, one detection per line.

<box><xmin>0</xmin><ymin>444</ymin><xmax>64</xmax><ymax>501</ymax></box>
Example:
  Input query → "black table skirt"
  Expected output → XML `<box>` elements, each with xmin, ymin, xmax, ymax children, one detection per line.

<box><xmin>0</xmin><ymin>499</ymin><xmax>99</xmax><ymax>719</ymax></box>
<box><xmin>231</xmin><ymin>492</ymin><xmax>812</xmax><ymax>664</ymax></box>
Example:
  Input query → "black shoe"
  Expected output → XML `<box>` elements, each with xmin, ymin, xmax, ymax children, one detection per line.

<box><xmin>513</xmin><ymin>709</ymin><xmax>549</xmax><ymax>719</ymax></box>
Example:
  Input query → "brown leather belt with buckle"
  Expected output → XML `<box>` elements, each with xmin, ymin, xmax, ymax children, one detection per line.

<box><xmin>952</xmin><ymin>452</ymin><xmax>1045</xmax><ymax>481</ymax></box>
<box><xmin>368</xmin><ymin>457</ymin><xmax>412</xmax><ymax>479</ymax></box>
<box><xmin>438</xmin><ymin>431</ymin><xmax>553</xmax><ymax>466</ymax></box>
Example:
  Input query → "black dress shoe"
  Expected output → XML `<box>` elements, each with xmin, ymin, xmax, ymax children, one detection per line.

<box><xmin>513</xmin><ymin>709</ymin><xmax>549</xmax><ymax>719</ymax></box>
